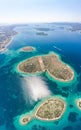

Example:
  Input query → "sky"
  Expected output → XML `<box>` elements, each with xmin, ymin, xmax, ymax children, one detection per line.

<box><xmin>0</xmin><ymin>0</ymin><xmax>81</xmax><ymax>23</ymax></box>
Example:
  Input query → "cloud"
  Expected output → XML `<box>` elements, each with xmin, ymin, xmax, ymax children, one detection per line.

<box><xmin>21</xmin><ymin>76</ymin><xmax>51</xmax><ymax>103</ymax></box>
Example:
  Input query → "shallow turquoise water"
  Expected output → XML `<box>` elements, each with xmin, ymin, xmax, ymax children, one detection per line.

<box><xmin>0</xmin><ymin>23</ymin><xmax>81</xmax><ymax>130</ymax></box>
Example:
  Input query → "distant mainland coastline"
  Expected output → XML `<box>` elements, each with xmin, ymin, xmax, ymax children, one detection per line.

<box><xmin>0</xmin><ymin>25</ymin><xmax>17</xmax><ymax>52</ymax></box>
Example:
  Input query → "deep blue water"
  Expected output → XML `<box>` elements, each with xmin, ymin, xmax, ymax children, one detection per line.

<box><xmin>0</xmin><ymin>23</ymin><xmax>81</xmax><ymax>130</ymax></box>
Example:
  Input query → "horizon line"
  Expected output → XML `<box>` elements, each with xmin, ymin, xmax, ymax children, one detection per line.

<box><xmin>0</xmin><ymin>21</ymin><xmax>81</xmax><ymax>25</ymax></box>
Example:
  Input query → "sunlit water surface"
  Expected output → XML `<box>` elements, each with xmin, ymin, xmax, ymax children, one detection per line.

<box><xmin>0</xmin><ymin>24</ymin><xmax>81</xmax><ymax>130</ymax></box>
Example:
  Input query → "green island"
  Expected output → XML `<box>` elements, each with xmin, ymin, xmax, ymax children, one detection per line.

<box><xmin>20</xmin><ymin>46</ymin><xmax>35</xmax><ymax>52</ymax></box>
<box><xmin>18</xmin><ymin>52</ymin><xmax>74</xmax><ymax>82</ymax></box>
<box><xmin>19</xmin><ymin>97</ymin><xmax>66</xmax><ymax>125</ymax></box>
<box><xmin>36</xmin><ymin>32</ymin><xmax>48</xmax><ymax>36</ymax></box>
<box><xmin>76</xmin><ymin>98</ymin><xmax>81</xmax><ymax>110</ymax></box>
<box><xmin>35</xmin><ymin>27</ymin><xmax>50</xmax><ymax>31</ymax></box>
<box><xmin>35</xmin><ymin>97</ymin><xmax>66</xmax><ymax>121</ymax></box>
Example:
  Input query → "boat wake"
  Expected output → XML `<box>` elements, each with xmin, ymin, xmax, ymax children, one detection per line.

<box><xmin>53</xmin><ymin>45</ymin><xmax>62</xmax><ymax>51</ymax></box>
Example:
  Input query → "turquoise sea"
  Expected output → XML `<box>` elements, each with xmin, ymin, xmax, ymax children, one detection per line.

<box><xmin>0</xmin><ymin>23</ymin><xmax>81</xmax><ymax>130</ymax></box>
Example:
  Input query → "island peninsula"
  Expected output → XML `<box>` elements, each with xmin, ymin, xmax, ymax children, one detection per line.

<box><xmin>19</xmin><ymin>97</ymin><xmax>66</xmax><ymax>125</ymax></box>
<box><xmin>18</xmin><ymin>52</ymin><xmax>74</xmax><ymax>82</ymax></box>
<box><xmin>20</xmin><ymin>115</ymin><xmax>33</xmax><ymax>125</ymax></box>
